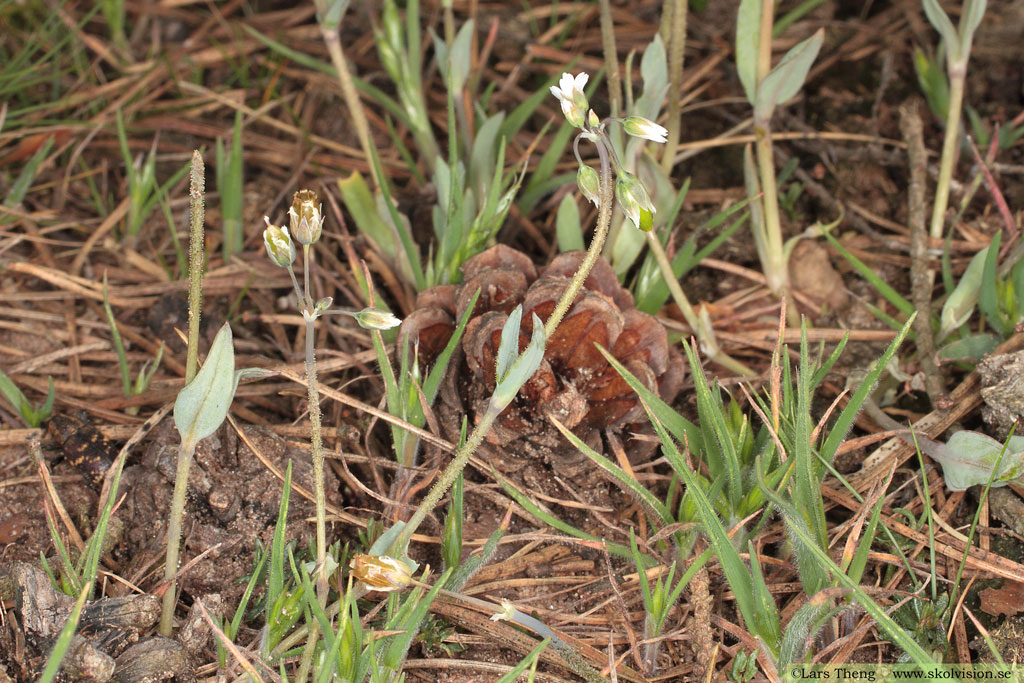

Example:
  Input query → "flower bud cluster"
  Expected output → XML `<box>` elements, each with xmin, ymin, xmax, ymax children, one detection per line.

<box><xmin>551</xmin><ymin>72</ymin><xmax>667</xmax><ymax>232</ymax></box>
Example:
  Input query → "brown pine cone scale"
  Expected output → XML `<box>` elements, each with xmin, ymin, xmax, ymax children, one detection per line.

<box><xmin>400</xmin><ymin>245</ymin><xmax>685</xmax><ymax>449</ymax></box>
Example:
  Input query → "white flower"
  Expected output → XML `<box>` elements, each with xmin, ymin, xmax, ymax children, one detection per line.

<box><xmin>349</xmin><ymin>554</ymin><xmax>411</xmax><ymax>592</ymax></box>
<box><xmin>353</xmin><ymin>307</ymin><xmax>402</xmax><ymax>330</ymax></box>
<box><xmin>289</xmin><ymin>189</ymin><xmax>324</xmax><ymax>246</ymax></box>
<box><xmin>549</xmin><ymin>72</ymin><xmax>589</xmax><ymax>128</ymax></box>
<box><xmin>622</xmin><ymin>116</ymin><xmax>668</xmax><ymax>143</ymax></box>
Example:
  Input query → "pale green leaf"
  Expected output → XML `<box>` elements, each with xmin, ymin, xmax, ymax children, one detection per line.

<box><xmin>754</xmin><ymin>29</ymin><xmax>824</xmax><ymax>121</ymax></box>
<box><xmin>555</xmin><ymin>194</ymin><xmax>583</xmax><ymax>253</ymax></box>
<box><xmin>939</xmin><ymin>246</ymin><xmax>988</xmax><ymax>340</ymax></box>
<box><xmin>736</xmin><ymin>0</ymin><xmax>762</xmax><ymax>105</ymax></box>
<box><xmin>173</xmin><ymin>323</ymin><xmax>236</xmax><ymax>448</ymax></box>
<box><xmin>932</xmin><ymin>431</ymin><xmax>1024</xmax><ymax>491</ymax></box>
<box><xmin>922</xmin><ymin>0</ymin><xmax>961</xmax><ymax>63</ymax></box>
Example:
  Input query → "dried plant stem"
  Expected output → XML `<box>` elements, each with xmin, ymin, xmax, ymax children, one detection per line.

<box><xmin>660</xmin><ymin>0</ymin><xmax>687</xmax><ymax>174</ymax></box>
<box><xmin>901</xmin><ymin>101</ymin><xmax>944</xmax><ymax>399</ymax></box>
<box><xmin>314</xmin><ymin>0</ymin><xmax>382</xmax><ymax>190</ymax></box>
<box><xmin>929</xmin><ymin>66</ymin><xmax>965</xmax><ymax>242</ymax></box>
<box><xmin>160</xmin><ymin>151</ymin><xmax>205</xmax><ymax>636</ymax></box>
<box><xmin>644</xmin><ymin>232</ymin><xmax>755</xmax><ymax>376</ymax></box>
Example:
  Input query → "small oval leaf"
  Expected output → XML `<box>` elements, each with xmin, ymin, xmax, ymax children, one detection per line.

<box><xmin>936</xmin><ymin>431</ymin><xmax>1024</xmax><ymax>491</ymax></box>
<box><xmin>174</xmin><ymin>323</ymin><xmax>236</xmax><ymax>448</ymax></box>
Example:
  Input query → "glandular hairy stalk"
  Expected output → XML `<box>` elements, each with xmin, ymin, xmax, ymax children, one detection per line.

<box><xmin>160</xmin><ymin>151</ymin><xmax>205</xmax><ymax>637</ymax></box>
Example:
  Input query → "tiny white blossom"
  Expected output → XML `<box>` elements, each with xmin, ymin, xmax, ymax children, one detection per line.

<box><xmin>622</xmin><ymin>116</ymin><xmax>668</xmax><ymax>143</ymax></box>
<box><xmin>549</xmin><ymin>72</ymin><xmax>589</xmax><ymax>128</ymax></box>
<box><xmin>353</xmin><ymin>307</ymin><xmax>402</xmax><ymax>330</ymax></box>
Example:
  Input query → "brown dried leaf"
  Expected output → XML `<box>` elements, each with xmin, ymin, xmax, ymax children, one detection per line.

<box><xmin>979</xmin><ymin>580</ymin><xmax>1024</xmax><ymax>617</ymax></box>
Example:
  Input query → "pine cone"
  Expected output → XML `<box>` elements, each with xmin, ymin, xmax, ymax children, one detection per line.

<box><xmin>400</xmin><ymin>245</ymin><xmax>685</xmax><ymax>451</ymax></box>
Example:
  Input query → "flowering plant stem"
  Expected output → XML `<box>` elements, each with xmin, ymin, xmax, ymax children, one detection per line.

<box><xmin>159</xmin><ymin>442</ymin><xmax>195</xmax><ymax>635</ymax></box>
<box><xmin>288</xmin><ymin>246</ymin><xmax>329</xmax><ymax>604</ymax></box>
<box><xmin>159</xmin><ymin>152</ymin><xmax>205</xmax><ymax>636</ymax></box>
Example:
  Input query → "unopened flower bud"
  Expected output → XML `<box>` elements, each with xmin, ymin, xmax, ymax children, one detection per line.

<box><xmin>289</xmin><ymin>189</ymin><xmax>323</xmax><ymax>246</ymax></box>
<box><xmin>622</xmin><ymin>116</ymin><xmax>668</xmax><ymax>143</ymax></box>
<box><xmin>349</xmin><ymin>554</ymin><xmax>411</xmax><ymax>592</ymax></box>
<box><xmin>615</xmin><ymin>171</ymin><xmax>656</xmax><ymax>232</ymax></box>
<box><xmin>263</xmin><ymin>218</ymin><xmax>295</xmax><ymax>267</ymax></box>
<box><xmin>353</xmin><ymin>307</ymin><xmax>402</xmax><ymax>330</ymax></box>
<box><xmin>577</xmin><ymin>164</ymin><xmax>600</xmax><ymax>206</ymax></box>
<box><xmin>587</xmin><ymin>109</ymin><xmax>600</xmax><ymax>129</ymax></box>
<box><xmin>314</xmin><ymin>297</ymin><xmax>333</xmax><ymax>314</ymax></box>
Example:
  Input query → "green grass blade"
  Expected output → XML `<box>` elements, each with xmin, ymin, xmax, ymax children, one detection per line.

<box><xmin>822</xmin><ymin>229</ymin><xmax>914</xmax><ymax>316</ymax></box>
<box><xmin>551</xmin><ymin>416</ymin><xmax>672</xmax><ymax>524</ymax></box>
<box><xmin>819</xmin><ymin>316</ymin><xmax>914</xmax><ymax>464</ymax></box>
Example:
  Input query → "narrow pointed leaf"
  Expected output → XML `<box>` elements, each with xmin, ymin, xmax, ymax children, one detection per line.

<box><xmin>736</xmin><ymin>0</ymin><xmax>762</xmax><ymax>105</ymax></box>
<box><xmin>922</xmin><ymin>0</ymin><xmax>961</xmax><ymax>63</ymax></box>
<box><xmin>754</xmin><ymin>29</ymin><xmax>824</xmax><ymax>121</ymax></box>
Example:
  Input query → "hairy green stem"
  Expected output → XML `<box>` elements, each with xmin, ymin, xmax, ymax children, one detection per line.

<box><xmin>301</xmin><ymin>249</ymin><xmax>328</xmax><ymax>603</ymax></box>
<box><xmin>159</xmin><ymin>442</ymin><xmax>196</xmax><ymax>635</ymax></box>
<box><xmin>929</xmin><ymin>65</ymin><xmax>965</xmax><ymax>242</ymax></box>
<box><xmin>391</xmin><ymin>407</ymin><xmax>495</xmax><ymax>556</ymax></box>
<box><xmin>544</xmin><ymin>137</ymin><xmax>615</xmax><ymax>338</ymax></box>
<box><xmin>160</xmin><ymin>152</ymin><xmax>205</xmax><ymax>636</ymax></box>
